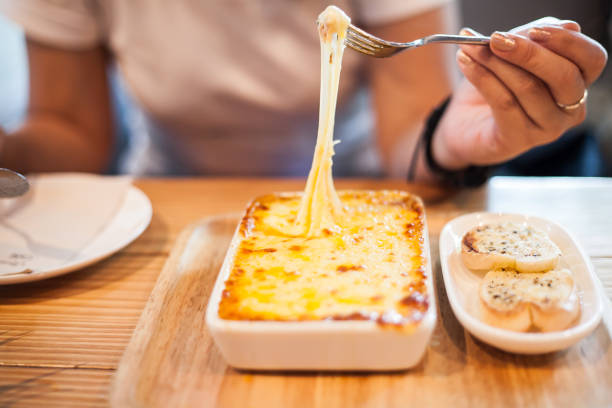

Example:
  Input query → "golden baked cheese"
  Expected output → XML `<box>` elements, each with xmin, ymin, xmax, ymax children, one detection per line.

<box><xmin>218</xmin><ymin>190</ymin><xmax>428</xmax><ymax>326</ymax></box>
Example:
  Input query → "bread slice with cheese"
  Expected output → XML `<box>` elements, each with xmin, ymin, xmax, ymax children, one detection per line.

<box><xmin>525</xmin><ymin>269</ymin><xmax>581</xmax><ymax>332</ymax></box>
<box><xmin>462</xmin><ymin>222</ymin><xmax>561</xmax><ymax>273</ymax></box>
<box><xmin>480</xmin><ymin>268</ymin><xmax>580</xmax><ymax>332</ymax></box>
<box><xmin>479</xmin><ymin>269</ymin><xmax>532</xmax><ymax>332</ymax></box>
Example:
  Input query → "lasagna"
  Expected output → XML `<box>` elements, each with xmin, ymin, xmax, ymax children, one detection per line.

<box><xmin>217</xmin><ymin>6</ymin><xmax>430</xmax><ymax>327</ymax></box>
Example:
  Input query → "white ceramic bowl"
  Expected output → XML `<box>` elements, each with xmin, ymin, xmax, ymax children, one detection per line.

<box><xmin>439</xmin><ymin>212</ymin><xmax>603</xmax><ymax>354</ymax></box>
<box><xmin>205</xmin><ymin>196</ymin><xmax>436</xmax><ymax>371</ymax></box>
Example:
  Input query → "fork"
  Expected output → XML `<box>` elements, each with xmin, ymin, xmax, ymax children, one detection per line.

<box><xmin>346</xmin><ymin>24</ymin><xmax>490</xmax><ymax>58</ymax></box>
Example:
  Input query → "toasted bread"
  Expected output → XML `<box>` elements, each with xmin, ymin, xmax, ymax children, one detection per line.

<box><xmin>462</xmin><ymin>222</ymin><xmax>561</xmax><ymax>273</ymax></box>
<box><xmin>479</xmin><ymin>268</ymin><xmax>580</xmax><ymax>332</ymax></box>
<box><xmin>479</xmin><ymin>269</ymin><xmax>532</xmax><ymax>332</ymax></box>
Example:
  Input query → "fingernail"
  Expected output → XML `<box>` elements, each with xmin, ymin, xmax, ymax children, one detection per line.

<box><xmin>461</xmin><ymin>27</ymin><xmax>483</xmax><ymax>36</ymax></box>
<box><xmin>491</xmin><ymin>32</ymin><xmax>516</xmax><ymax>51</ymax></box>
<box><xmin>559</xmin><ymin>20</ymin><xmax>581</xmax><ymax>31</ymax></box>
<box><xmin>528</xmin><ymin>28</ymin><xmax>551</xmax><ymax>41</ymax></box>
<box><xmin>457</xmin><ymin>50</ymin><xmax>473</xmax><ymax>65</ymax></box>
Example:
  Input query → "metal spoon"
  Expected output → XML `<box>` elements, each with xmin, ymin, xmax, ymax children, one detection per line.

<box><xmin>0</xmin><ymin>168</ymin><xmax>29</xmax><ymax>198</ymax></box>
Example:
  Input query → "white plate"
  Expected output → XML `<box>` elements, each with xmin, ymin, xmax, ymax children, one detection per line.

<box><xmin>0</xmin><ymin>185</ymin><xmax>152</xmax><ymax>285</ymax></box>
<box><xmin>439</xmin><ymin>212</ymin><xmax>603</xmax><ymax>354</ymax></box>
<box><xmin>206</xmin><ymin>192</ymin><xmax>436</xmax><ymax>371</ymax></box>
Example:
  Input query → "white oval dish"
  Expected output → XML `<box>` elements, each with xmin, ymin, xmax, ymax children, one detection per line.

<box><xmin>439</xmin><ymin>212</ymin><xmax>603</xmax><ymax>354</ymax></box>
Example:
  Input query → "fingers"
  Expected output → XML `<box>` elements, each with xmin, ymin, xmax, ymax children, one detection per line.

<box><xmin>458</xmin><ymin>38</ymin><xmax>561</xmax><ymax>129</ymax></box>
<box><xmin>509</xmin><ymin>17</ymin><xmax>581</xmax><ymax>35</ymax></box>
<box><xmin>455</xmin><ymin>49</ymin><xmax>532</xmax><ymax>153</ymax></box>
<box><xmin>527</xmin><ymin>25</ymin><xmax>608</xmax><ymax>86</ymax></box>
<box><xmin>488</xmin><ymin>31</ymin><xmax>585</xmax><ymax>108</ymax></box>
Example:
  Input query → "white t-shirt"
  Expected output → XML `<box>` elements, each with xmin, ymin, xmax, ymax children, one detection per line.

<box><xmin>0</xmin><ymin>0</ymin><xmax>450</xmax><ymax>176</ymax></box>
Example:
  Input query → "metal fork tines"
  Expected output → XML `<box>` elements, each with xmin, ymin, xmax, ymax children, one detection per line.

<box><xmin>346</xmin><ymin>24</ymin><xmax>490</xmax><ymax>58</ymax></box>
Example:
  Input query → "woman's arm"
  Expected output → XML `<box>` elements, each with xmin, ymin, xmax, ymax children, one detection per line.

<box><xmin>365</xmin><ymin>3</ymin><xmax>459</xmax><ymax>179</ymax></box>
<box><xmin>0</xmin><ymin>39</ymin><xmax>113</xmax><ymax>173</ymax></box>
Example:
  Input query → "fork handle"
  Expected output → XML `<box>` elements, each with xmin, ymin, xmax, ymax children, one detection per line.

<box><xmin>424</xmin><ymin>34</ymin><xmax>490</xmax><ymax>46</ymax></box>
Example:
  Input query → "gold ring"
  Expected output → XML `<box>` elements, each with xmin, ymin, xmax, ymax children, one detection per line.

<box><xmin>556</xmin><ymin>89</ymin><xmax>588</xmax><ymax>111</ymax></box>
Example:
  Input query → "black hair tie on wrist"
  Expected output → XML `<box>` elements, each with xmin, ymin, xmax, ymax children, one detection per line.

<box><xmin>407</xmin><ymin>96</ymin><xmax>491</xmax><ymax>188</ymax></box>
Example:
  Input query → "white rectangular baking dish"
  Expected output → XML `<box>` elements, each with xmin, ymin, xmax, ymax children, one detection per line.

<box><xmin>205</xmin><ymin>193</ymin><xmax>436</xmax><ymax>371</ymax></box>
<box><xmin>439</xmin><ymin>212</ymin><xmax>603</xmax><ymax>354</ymax></box>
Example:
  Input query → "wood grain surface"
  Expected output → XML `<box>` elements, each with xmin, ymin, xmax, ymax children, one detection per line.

<box><xmin>1</xmin><ymin>177</ymin><xmax>611</xmax><ymax>407</ymax></box>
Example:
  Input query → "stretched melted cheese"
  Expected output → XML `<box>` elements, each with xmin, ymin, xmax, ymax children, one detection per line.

<box><xmin>218</xmin><ymin>191</ymin><xmax>428</xmax><ymax>326</ymax></box>
<box><xmin>294</xmin><ymin>6</ymin><xmax>349</xmax><ymax>237</ymax></box>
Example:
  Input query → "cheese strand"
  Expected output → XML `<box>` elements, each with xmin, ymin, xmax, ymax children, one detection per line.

<box><xmin>296</xmin><ymin>6</ymin><xmax>349</xmax><ymax>236</ymax></box>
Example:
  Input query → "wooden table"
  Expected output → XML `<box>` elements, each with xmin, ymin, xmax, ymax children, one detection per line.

<box><xmin>0</xmin><ymin>177</ymin><xmax>611</xmax><ymax>407</ymax></box>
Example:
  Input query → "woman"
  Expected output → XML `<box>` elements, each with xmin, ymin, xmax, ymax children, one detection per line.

<box><xmin>0</xmin><ymin>0</ymin><xmax>607</xmax><ymax>185</ymax></box>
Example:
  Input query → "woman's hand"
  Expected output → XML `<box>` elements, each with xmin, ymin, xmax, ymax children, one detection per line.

<box><xmin>432</xmin><ymin>18</ymin><xmax>608</xmax><ymax>171</ymax></box>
